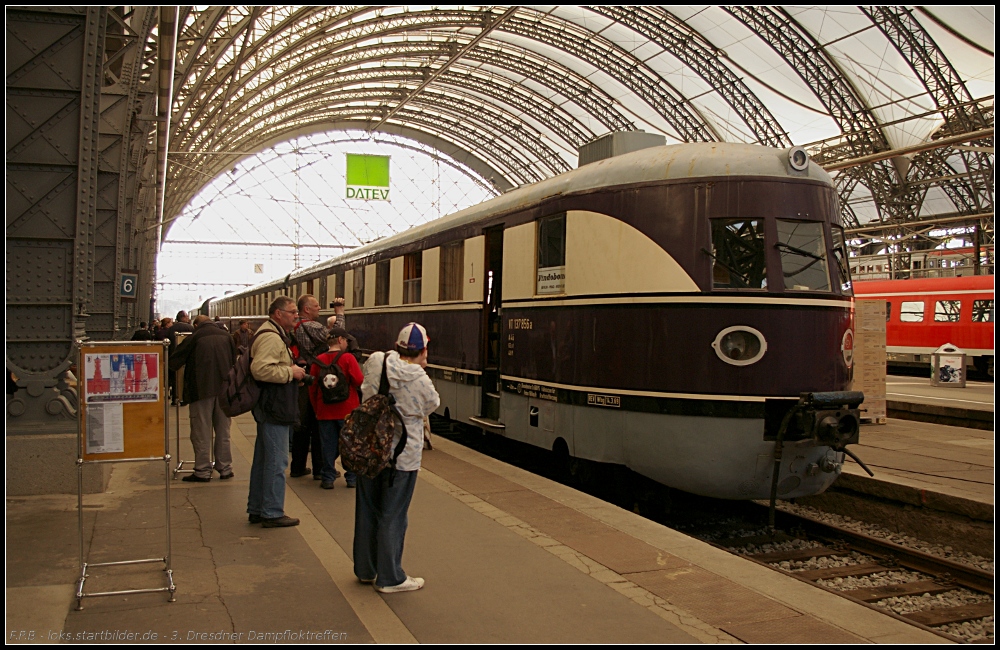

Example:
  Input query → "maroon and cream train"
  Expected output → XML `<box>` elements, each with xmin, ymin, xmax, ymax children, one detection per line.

<box><xmin>209</xmin><ymin>143</ymin><xmax>861</xmax><ymax>500</ymax></box>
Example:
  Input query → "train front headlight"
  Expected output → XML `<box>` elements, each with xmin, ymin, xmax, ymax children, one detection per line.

<box><xmin>712</xmin><ymin>326</ymin><xmax>767</xmax><ymax>366</ymax></box>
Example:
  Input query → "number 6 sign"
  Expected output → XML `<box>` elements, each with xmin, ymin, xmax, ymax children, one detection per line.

<box><xmin>119</xmin><ymin>271</ymin><xmax>138</xmax><ymax>301</ymax></box>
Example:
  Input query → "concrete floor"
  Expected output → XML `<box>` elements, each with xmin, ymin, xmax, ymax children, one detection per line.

<box><xmin>6</xmin><ymin>411</ymin><xmax>953</xmax><ymax>644</ymax></box>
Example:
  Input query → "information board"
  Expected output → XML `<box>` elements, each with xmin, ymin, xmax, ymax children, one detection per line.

<box><xmin>79</xmin><ymin>341</ymin><xmax>168</xmax><ymax>461</ymax></box>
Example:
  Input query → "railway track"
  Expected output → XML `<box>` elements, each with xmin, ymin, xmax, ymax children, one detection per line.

<box><xmin>712</xmin><ymin>504</ymin><xmax>994</xmax><ymax>643</ymax></box>
<box><xmin>431</xmin><ymin>416</ymin><xmax>994</xmax><ymax>643</ymax></box>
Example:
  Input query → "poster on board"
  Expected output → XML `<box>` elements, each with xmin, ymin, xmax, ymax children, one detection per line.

<box><xmin>84</xmin><ymin>352</ymin><xmax>160</xmax><ymax>403</ymax></box>
<box><xmin>86</xmin><ymin>403</ymin><xmax>125</xmax><ymax>454</ymax></box>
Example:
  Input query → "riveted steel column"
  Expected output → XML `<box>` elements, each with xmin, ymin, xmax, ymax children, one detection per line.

<box><xmin>7</xmin><ymin>7</ymin><xmax>105</xmax><ymax>437</ymax></box>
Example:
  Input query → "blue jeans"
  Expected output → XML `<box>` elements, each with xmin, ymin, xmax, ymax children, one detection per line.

<box><xmin>353</xmin><ymin>468</ymin><xmax>417</xmax><ymax>587</ymax></box>
<box><xmin>247</xmin><ymin>421</ymin><xmax>291</xmax><ymax>519</ymax></box>
<box><xmin>317</xmin><ymin>419</ymin><xmax>357</xmax><ymax>484</ymax></box>
<box><xmin>317</xmin><ymin>419</ymin><xmax>341</xmax><ymax>482</ymax></box>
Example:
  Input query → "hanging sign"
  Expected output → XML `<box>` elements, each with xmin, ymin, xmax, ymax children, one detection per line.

<box><xmin>346</xmin><ymin>154</ymin><xmax>390</xmax><ymax>201</ymax></box>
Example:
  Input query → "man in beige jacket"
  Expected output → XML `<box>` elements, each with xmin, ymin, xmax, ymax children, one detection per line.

<box><xmin>247</xmin><ymin>296</ymin><xmax>306</xmax><ymax>528</ymax></box>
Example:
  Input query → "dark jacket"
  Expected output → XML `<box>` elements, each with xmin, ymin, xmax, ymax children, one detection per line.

<box><xmin>169</xmin><ymin>324</ymin><xmax>237</xmax><ymax>404</ymax></box>
<box><xmin>131</xmin><ymin>329</ymin><xmax>153</xmax><ymax>341</ymax></box>
<box><xmin>167</xmin><ymin>321</ymin><xmax>195</xmax><ymax>355</ymax></box>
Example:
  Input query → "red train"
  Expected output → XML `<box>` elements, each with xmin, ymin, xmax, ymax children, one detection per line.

<box><xmin>853</xmin><ymin>276</ymin><xmax>994</xmax><ymax>376</ymax></box>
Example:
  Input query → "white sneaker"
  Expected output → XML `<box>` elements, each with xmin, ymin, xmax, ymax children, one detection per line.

<box><xmin>375</xmin><ymin>576</ymin><xmax>424</xmax><ymax>593</ymax></box>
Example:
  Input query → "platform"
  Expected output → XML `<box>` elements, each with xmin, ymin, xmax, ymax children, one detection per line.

<box><xmin>7</xmin><ymin>410</ymin><xmax>954</xmax><ymax>644</ymax></box>
<box><xmin>885</xmin><ymin>376</ymin><xmax>994</xmax><ymax>430</ymax></box>
<box><xmin>844</xmin><ymin>418</ymin><xmax>993</xmax><ymax>510</ymax></box>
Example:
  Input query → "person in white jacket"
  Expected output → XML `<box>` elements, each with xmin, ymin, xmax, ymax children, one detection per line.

<box><xmin>354</xmin><ymin>322</ymin><xmax>440</xmax><ymax>593</ymax></box>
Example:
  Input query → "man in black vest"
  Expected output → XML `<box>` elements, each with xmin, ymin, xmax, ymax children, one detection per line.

<box><xmin>169</xmin><ymin>315</ymin><xmax>237</xmax><ymax>482</ymax></box>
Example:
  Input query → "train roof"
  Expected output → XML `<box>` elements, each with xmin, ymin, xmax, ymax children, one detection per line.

<box><xmin>854</xmin><ymin>276</ymin><xmax>995</xmax><ymax>295</ymax></box>
<box><xmin>218</xmin><ymin>143</ymin><xmax>833</xmax><ymax>300</ymax></box>
<box><xmin>280</xmin><ymin>143</ymin><xmax>833</xmax><ymax>285</ymax></box>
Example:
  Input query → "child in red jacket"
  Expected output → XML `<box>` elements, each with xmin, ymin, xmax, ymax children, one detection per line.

<box><xmin>309</xmin><ymin>327</ymin><xmax>364</xmax><ymax>489</ymax></box>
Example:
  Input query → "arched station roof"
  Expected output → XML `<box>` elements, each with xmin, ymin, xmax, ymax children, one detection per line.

<box><xmin>2</xmin><ymin>5</ymin><xmax>993</xmax><ymax>434</ymax></box>
<box><xmin>150</xmin><ymin>6</ymin><xmax>993</xmax><ymax>239</ymax></box>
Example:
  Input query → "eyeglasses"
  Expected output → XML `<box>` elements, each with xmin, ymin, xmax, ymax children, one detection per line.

<box><xmin>280</xmin><ymin>309</ymin><xmax>299</xmax><ymax>315</ymax></box>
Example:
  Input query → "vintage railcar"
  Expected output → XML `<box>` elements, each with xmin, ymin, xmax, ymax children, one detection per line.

<box><xmin>854</xmin><ymin>276</ymin><xmax>994</xmax><ymax>376</ymax></box>
<box><xmin>210</xmin><ymin>142</ymin><xmax>863</xmax><ymax>500</ymax></box>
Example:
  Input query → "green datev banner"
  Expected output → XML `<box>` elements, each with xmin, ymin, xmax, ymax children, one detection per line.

<box><xmin>346</xmin><ymin>154</ymin><xmax>390</xmax><ymax>201</ymax></box>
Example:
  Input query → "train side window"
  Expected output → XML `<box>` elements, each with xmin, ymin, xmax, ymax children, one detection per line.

<box><xmin>972</xmin><ymin>300</ymin><xmax>994</xmax><ymax>323</ymax></box>
<box><xmin>886</xmin><ymin>301</ymin><xmax>892</xmax><ymax>322</ymax></box>
<box><xmin>537</xmin><ymin>213</ymin><xmax>566</xmax><ymax>295</ymax></box>
<box><xmin>334</xmin><ymin>271</ymin><xmax>345</xmax><ymax>302</ymax></box>
<box><xmin>776</xmin><ymin>220</ymin><xmax>830</xmax><ymax>292</ymax></box>
<box><xmin>375</xmin><ymin>260</ymin><xmax>390</xmax><ymax>306</ymax></box>
<box><xmin>353</xmin><ymin>266</ymin><xmax>365</xmax><ymax>308</ymax></box>
<box><xmin>900</xmin><ymin>301</ymin><xmax>925</xmax><ymax>322</ymax></box>
<box><xmin>439</xmin><ymin>240</ymin><xmax>464</xmax><ymax>301</ymax></box>
<box><xmin>709</xmin><ymin>218</ymin><xmax>766</xmax><ymax>289</ymax></box>
<box><xmin>403</xmin><ymin>252</ymin><xmax>422</xmax><ymax>304</ymax></box>
<box><xmin>830</xmin><ymin>225</ymin><xmax>852</xmax><ymax>294</ymax></box>
<box><xmin>934</xmin><ymin>300</ymin><xmax>962</xmax><ymax>322</ymax></box>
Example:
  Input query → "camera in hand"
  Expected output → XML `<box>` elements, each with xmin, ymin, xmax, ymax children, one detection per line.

<box><xmin>296</xmin><ymin>360</ymin><xmax>315</xmax><ymax>385</ymax></box>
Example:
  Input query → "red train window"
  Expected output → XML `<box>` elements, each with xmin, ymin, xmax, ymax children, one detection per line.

<box><xmin>900</xmin><ymin>301</ymin><xmax>924</xmax><ymax>322</ymax></box>
<box><xmin>934</xmin><ymin>300</ymin><xmax>961</xmax><ymax>322</ymax></box>
<box><xmin>972</xmin><ymin>300</ymin><xmax>995</xmax><ymax>323</ymax></box>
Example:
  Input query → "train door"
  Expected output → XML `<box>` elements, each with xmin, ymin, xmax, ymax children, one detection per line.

<box><xmin>480</xmin><ymin>226</ymin><xmax>504</xmax><ymax>421</ymax></box>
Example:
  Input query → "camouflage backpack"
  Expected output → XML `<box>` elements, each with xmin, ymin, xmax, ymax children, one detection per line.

<box><xmin>340</xmin><ymin>354</ymin><xmax>406</xmax><ymax>480</ymax></box>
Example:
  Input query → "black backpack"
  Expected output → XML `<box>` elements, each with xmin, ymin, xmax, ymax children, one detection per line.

<box><xmin>313</xmin><ymin>350</ymin><xmax>351</xmax><ymax>404</ymax></box>
<box><xmin>218</xmin><ymin>330</ymin><xmax>276</xmax><ymax>417</ymax></box>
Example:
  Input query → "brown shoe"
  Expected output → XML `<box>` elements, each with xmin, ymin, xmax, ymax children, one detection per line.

<box><xmin>261</xmin><ymin>515</ymin><xmax>300</xmax><ymax>528</ymax></box>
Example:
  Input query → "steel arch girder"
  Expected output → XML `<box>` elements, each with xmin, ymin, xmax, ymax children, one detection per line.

<box><xmin>163</xmin><ymin>93</ymin><xmax>560</xmax><ymax>226</ymax></box>
<box><xmin>589</xmin><ymin>6</ymin><xmax>791</xmax><ymax>147</ymax></box>
<box><xmin>178</xmin><ymin>55</ymin><xmax>595</xmax><ymax>155</ymax></box>
<box><xmin>725</xmin><ymin>6</ymin><xmax>916</xmax><ymax>223</ymax></box>
<box><xmin>862</xmin><ymin>6</ymin><xmax>993</xmax><ymax>217</ymax></box>
<box><xmin>171</xmin><ymin>26</ymin><xmax>634</xmax><ymax>150</ymax></box>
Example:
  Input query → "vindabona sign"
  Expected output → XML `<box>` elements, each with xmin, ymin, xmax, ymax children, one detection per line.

<box><xmin>346</xmin><ymin>153</ymin><xmax>390</xmax><ymax>201</ymax></box>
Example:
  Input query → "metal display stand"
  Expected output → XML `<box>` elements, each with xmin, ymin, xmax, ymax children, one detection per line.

<box><xmin>75</xmin><ymin>339</ymin><xmax>176</xmax><ymax>610</ymax></box>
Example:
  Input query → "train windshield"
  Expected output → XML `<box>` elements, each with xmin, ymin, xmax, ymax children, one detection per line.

<box><xmin>710</xmin><ymin>219</ymin><xmax>767</xmax><ymax>289</ymax></box>
<box><xmin>776</xmin><ymin>220</ymin><xmax>830</xmax><ymax>292</ymax></box>
<box><xmin>830</xmin><ymin>225</ymin><xmax>853</xmax><ymax>294</ymax></box>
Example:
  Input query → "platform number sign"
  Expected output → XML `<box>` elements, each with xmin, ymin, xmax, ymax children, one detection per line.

<box><xmin>119</xmin><ymin>271</ymin><xmax>138</xmax><ymax>302</ymax></box>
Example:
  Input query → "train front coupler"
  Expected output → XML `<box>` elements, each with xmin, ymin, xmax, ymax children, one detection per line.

<box><xmin>768</xmin><ymin>391</ymin><xmax>871</xmax><ymax>529</ymax></box>
<box><xmin>792</xmin><ymin>391</ymin><xmax>873</xmax><ymax>478</ymax></box>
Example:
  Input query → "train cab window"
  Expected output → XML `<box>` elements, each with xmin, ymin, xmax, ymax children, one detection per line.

<box><xmin>900</xmin><ymin>301</ymin><xmax>925</xmax><ymax>322</ymax></box>
<box><xmin>353</xmin><ymin>267</ymin><xmax>365</xmax><ymax>307</ymax></box>
<box><xmin>439</xmin><ymin>240</ymin><xmax>464</xmax><ymax>301</ymax></box>
<box><xmin>709</xmin><ymin>219</ymin><xmax>766</xmax><ymax>289</ymax></box>
<box><xmin>403</xmin><ymin>252</ymin><xmax>422</xmax><ymax>304</ymax></box>
<box><xmin>776</xmin><ymin>220</ymin><xmax>830</xmax><ymax>292</ymax></box>
<box><xmin>537</xmin><ymin>213</ymin><xmax>566</xmax><ymax>295</ymax></box>
<box><xmin>375</xmin><ymin>260</ymin><xmax>390</xmax><ymax>306</ymax></box>
<box><xmin>972</xmin><ymin>300</ymin><xmax>994</xmax><ymax>323</ymax></box>
<box><xmin>934</xmin><ymin>300</ymin><xmax>962</xmax><ymax>322</ymax></box>
<box><xmin>830</xmin><ymin>225</ymin><xmax>852</xmax><ymax>294</ymax></box>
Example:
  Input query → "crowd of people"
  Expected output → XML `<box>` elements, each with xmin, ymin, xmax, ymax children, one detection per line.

<box><xmin>157</xmin><ymin>297</ymin><xmax>438</xmax><ymax>594</ymax></box>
